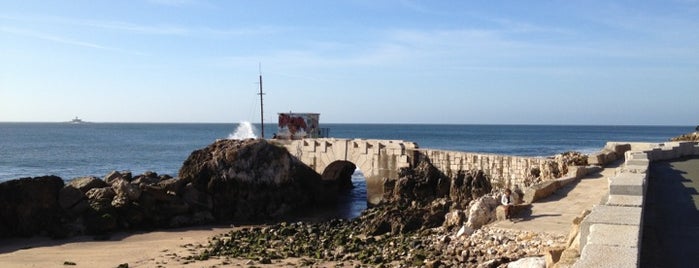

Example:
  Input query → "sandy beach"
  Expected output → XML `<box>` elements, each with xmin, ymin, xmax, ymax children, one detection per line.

<box><xmin>0</xmin><ymin>225</ymin><xmax>239</xmax><ymax>268</ymax></box>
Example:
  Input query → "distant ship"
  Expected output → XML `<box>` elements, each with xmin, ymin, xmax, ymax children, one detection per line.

<box><xmin>69</xmin><ymin>117</ymin><xmax>85</xmax><ymax>124</ymax></box>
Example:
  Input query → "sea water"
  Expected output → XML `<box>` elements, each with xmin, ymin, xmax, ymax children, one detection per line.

<box><xmin>0</xmin><ymin>123</ymin><xmax>691</xmax><ymax>218</ymax></box>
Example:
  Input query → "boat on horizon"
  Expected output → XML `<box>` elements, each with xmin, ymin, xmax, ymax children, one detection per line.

<box><xmin>69</xmin><ymin>117</ymin><xmax>85</xmax><ymax>124</ymax></box>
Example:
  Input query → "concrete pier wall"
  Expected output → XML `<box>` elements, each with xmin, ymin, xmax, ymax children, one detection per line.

<box><xmin>412</xmin><ymin>149</ymin><xmax>556</xmax><ymax>189</ymax></box>
<box><xmin>575</xmin><ymin>141</ymin><xmax>699</xmax><ymax>268</ymax></box>
<box><xmin>273</xmin><ymin>138</ymin><xmax>570</xmax><ymax>204</ymax></box>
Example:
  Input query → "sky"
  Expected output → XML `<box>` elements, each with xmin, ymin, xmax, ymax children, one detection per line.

<box><xmin>1</xmin><ymin>0</ymin><xmax>697</xmax><ymax>125</ymax></box>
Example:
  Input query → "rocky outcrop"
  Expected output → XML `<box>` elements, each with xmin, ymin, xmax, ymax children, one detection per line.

<box><xmin>0</xmin><ymin>176</ymin><xmax>65</xmax><ymax>237</ymax></box>
<box><xmin>378</xmin><ymin>159</ymin><xmax>502</xmax><ymax>234</ymax></box>
<box><xmin>382</xmin><ymin>160</ymin><xmax>492</xmax><ymax>210</ymax></box>
<box><xmin>0</xmin><ymin>139</ymin><xmax>338</xmax><ymax>238</ymax></box>
<box><xmin>178</xmin><ymin>138</ymin><xmax>326</xmax><ymax>221</ymax></box>
<box><xmin>361</xmin><ymin>198</ymin><xmax>450</xmax><ymax>236</ymax></box>
<box><xmin>670</xmin><ymin>131</ymin><xmax>699</xmax><ymax>142</ymax></box>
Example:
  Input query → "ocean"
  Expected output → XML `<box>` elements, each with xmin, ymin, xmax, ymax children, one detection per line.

<box><xmin>0</xmin><ymin>123</ymin><xmax>691</xmax><ymax>181</ymax></box>
<box><xmin>0</xmin><ymin>122</ymin><xmax>690</xmax><ymax>218</ymax></box>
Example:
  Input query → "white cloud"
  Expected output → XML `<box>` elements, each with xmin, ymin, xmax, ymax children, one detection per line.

<box><xmin>0</xmin><ymin>26</ymin><xmax>146</xmax><ymax>55</ymax></box>
<box><xmin>0</xmin><ymin>13</ymin><xmax>280</xmax><ymax>38</ymax></box>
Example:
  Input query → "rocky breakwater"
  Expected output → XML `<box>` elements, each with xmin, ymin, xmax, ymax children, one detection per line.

<box><xmin>187</xmin><ymin>158</ymin><xmax>567</xmax><ymax>267</ymax></box>
<box><xmin>670</xmin><ymin>129</ymin><xmax>699</xmax><ymax>142</ymax></box>
<box><xmin>0</xmin><ymin>138</ymin><xmax>344</xmax><ymax>238</ymax></box>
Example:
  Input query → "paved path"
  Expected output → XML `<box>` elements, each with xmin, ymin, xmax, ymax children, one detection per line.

<box><xmin>491</xmin><ymin>161</ymin><xmax>621</xmax><ymax>236</ymax></box>
<box><xmin>641</xmin><ymin>157</ymin><xmax>699</xmax><ymax>267</ymax></box>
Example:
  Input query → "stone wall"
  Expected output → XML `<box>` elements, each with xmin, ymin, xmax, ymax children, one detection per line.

<box><xmin>411</xmin><ymin>149</ymin><xmax>557</xmax><ymax>189</ymax></box>
<box><xmin>575</xmin><ymin>141</ymin><xmax>699</xmax><ymax>267</ymax></box>
<box><xmin>272</xmin><ymin>138</ymin><xmax>416</xmax><ymax>204</ymax></box>
<box><xmin>275</xmin><ymin>138</ymin><xmax>582</xmax><ymax>204</ymax></box>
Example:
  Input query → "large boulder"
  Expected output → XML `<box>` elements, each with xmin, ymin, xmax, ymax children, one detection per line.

<box><xmin>59</xmin><ymin>184</ymin><xmax>88</xmax><ymax>215</ymax></box>
<box><xmin>67</xmin><ymin>176</ymin><xmax>108</xmax><ymax>193</ymax></box>
<box><xmin>0</xmin><ymin>176</ymin><xmax>65</xmax><ymax>237</ymax></box>
<box><xmin>465</xmin><ymin>195</ymin><xmax>499</xmax><ymax>229</ymax></box>
<box><xmin>178</xmin><ymin>139</ymin><xmax>324</xmax><ymax>221</ymax></box>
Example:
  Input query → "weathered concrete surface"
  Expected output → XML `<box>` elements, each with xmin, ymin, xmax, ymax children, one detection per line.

<box><xmin>641</xmin><ymin>156</ymin><xmax>699</xmax><ymax>267</ymax></box>
<box><xmin>608</xmin><ymin>172</ymin><xmax>647</xmax><ymax>196</ymax></box>
<box><xmin>573</xmin><ymin>244</ymin><xmax>638</xmax><ymax>268</ymax></box>
<box><xmin>491</xmin><ymin>161</ymin><xmax>619</xmax><ymax>236</ymax></box>
<box><xmin>606</xmin><ymin>194</ymin><xmax>643</xmax><ymax>207</ymax></box>
<box><xmin>587</xmin><ymin>224</ymin><xmax>640</xmax><ymax>248</ymax></box>
<box><xmin>575</xmin><ymin>141</ymin><xmax>699</xmax><ymax>268</ymax></box>
<box><xmin>579</xmin><ymin>205</ymin><xmax>643</xmax><ymax>250</ymax></box>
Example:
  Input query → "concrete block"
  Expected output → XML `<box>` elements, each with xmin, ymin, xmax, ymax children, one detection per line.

<box><xmin>609</xmin><ymin>172</ymin><xmax>646</xmax><ymax>196</ymax></box>
<box><xmin>606</xmin><ymin>194</ymin><xmax>643</xmax><ymax>207</ymax></box>
<box><xmin>556</xmin><ymin>174</ymin><xmax>577</xmax><ymax>187</ymax></box>
<box><xmin>587</xmin><ymin>224</ymin><xmax>640</xmax><ymax>248</ymax></box>
<box><xmin>625</xmin><ymin>157</ymin><xmax>649</xmax><ymax>166</ymax></box>
<box><xmin>584</xmin><ymin>165</ymin><xmax>603</xmax><ymax>176</ymax></box>
<box><xmin>568</xmin><ymin>165</ymin><xmax>588</xmax><ymax>179</ymax></box>
<box><xmin>523</xmin><ymin>180</ymin><xmax>560</xmax><ymax>204</ymax></box>
<box><xmin>588</xmin><ymin>153</ymin><xmax>605</xmax><ymax>166</ymax></box>
<box><xmin>580</xmin><ymin>205</ymin><xmax>642</xmax><ymax>251</ymax></box>
<box><xmin>622</xmin><ymin>164</ymin><xmax>648</xmax><ymax>174</ymax></box>
<box><xmin>604</xmin><ymin>151</ymin><xmax>617</xmax><ymax>164</ymax></box>
<box><xmin>605</xmin><ymin>143</ymin><xmax>632</xmax><ymax>155</ymax></box>
<box><xmin>573</xmin><ymin>244</ymin><xmax>638</xmax><ymax>268</ymax></box>
<box><xmin>626</xmin><ymin>151</ymin><xmax>648</xmax><ymax>160</ymax></box>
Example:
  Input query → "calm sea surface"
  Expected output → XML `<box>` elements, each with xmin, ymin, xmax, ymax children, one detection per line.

<box><xmin>0</xmin><ymin>123</ymin><xmax>690</xmax><ymax>218</ymax></box>
<box><xmin>0</xmin><ymin>123</ymin><xmax>691</xmax><ymax>181</ymax></box>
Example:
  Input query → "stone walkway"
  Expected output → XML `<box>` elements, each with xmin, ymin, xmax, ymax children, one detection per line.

<box><xmin>491</xmin><ymin>161</ymin><xmax>622</xmax><ymax>236</ymax></box>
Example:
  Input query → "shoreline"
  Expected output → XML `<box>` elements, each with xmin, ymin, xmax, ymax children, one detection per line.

<box><xmin>0</xmin><ymin>224</ymin><xmax>239</xmax><ymax>267</ymax></box>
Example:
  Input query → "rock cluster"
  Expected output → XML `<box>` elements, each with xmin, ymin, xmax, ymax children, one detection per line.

<box><xmin>57</xmin><ymin>171</ymin><xmax>216</xmax><ymax>236</ymax></box>
<box><xmin>0</xmin><ymin>139</ymin><xmax>344</xmax><ymax>238</ymax></box>
<box><xmin>194</xmin><ymin>216</ymin><xmax>564</xmax><ymax>267</ymax></box>
<box><xmin>382</xmin><ymin>160</ymin><xmax>493</xmax><ymax>210</ymax></box>
<box><xmin>670</xmin><ymin>131</ymin><xmax>699</xmax><ymax>142</ymax></box>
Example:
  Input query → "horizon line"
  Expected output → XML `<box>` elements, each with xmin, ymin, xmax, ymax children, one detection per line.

<box><xmin>0</xmin><ymin>120</ymin><xmax>694</xmax><ymax>128</ymax></box>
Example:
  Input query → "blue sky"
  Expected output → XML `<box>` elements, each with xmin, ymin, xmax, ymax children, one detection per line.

<box><xmin>1</xmin><ymin>0</ymin><xmax>697</xmax><ymax>125</ymax></box>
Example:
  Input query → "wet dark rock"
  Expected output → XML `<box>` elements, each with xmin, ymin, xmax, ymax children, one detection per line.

<box><xmin>361</xmin><ymin>198</ymin><xmax>450</xmax><ymax>236</ymax></box>
<box><xmin>383</xmin><ymin>160</ymin><xmax>493</xmax><ymax>212</ymax></box>
<box><xmin>0</xmin><ymin>176</ymin><xmax>65</xmax><ymax>238</ymax></box>
<box><xmin>59</xmin><ymin>184</ymin><xmax>88</xmax><ymax>215</ymax></box>
<box><xmin>178</xmin><ymin>139</ymin><xmax>325</xmax><ymax>221</ymax></box>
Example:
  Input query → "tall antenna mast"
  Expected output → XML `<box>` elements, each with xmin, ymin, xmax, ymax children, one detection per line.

<box><xmin>258</xmin><ymin>63</ymin><xmax>265</xmax><ymax>139</ymax></box>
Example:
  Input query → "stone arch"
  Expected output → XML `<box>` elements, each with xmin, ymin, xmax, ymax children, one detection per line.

<box><xmin>320</xmin><ymin>160</ymin><xmax>356</xmax><ymax>191</ymax></box>
<box><xmin>273</xmin><ymin>138</ymin><xmax>417</xmax><ymax>205</ymax></box>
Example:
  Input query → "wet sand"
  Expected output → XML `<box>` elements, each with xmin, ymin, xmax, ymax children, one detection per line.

<box><xmin>0</xmin><ymin>225</ymin><xmax>239</xmax><ymax>267</ymax></box>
